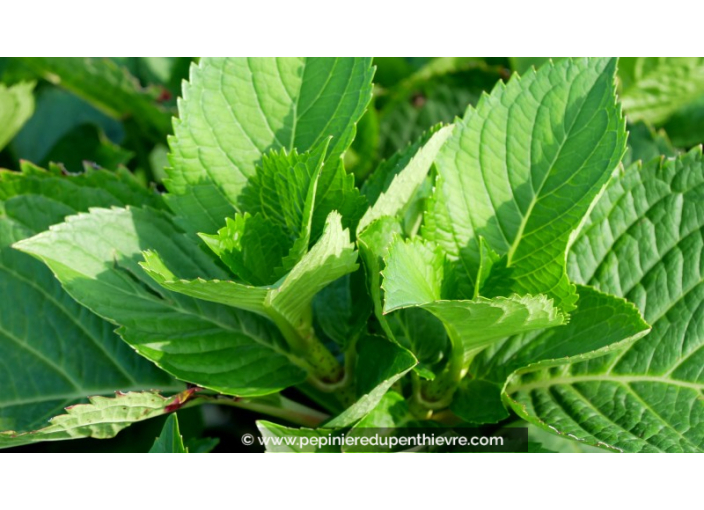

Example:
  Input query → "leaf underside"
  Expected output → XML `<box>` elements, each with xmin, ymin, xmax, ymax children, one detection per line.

<box><xmin>507</xmin><ymin>149</ymin><xmax>704</xmax><ymax>452</ymax></box>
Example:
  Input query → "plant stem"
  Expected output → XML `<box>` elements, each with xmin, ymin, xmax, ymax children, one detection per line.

<box><xmin>196</xmin><ymin>394</ymin><xmax>329</xmax><ymax>428</ymax></box>
<box><xmin>268</xmin><ymin>307</ymin><xmax>344</xmax><ymax>387</ymax></box>
<box><xmin>304</xmin><ymin>340</ymin><xmax>344</xmax><ymax>385</ymax></box>
<box><xmin>417</xmin><ymin>345</ymin><xmax>481</xmax><ymax>410</ymax></box>
<box><xmin>419</xmin><ymin>350</ymin><xmax>464</xmax><ymax>408</ymax></box>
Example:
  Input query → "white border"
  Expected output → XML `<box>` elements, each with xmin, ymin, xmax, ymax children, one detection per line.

<box><xmin>3</xmin><ymin>2</ymin><xmax>703</xmax><ymax>55</ymax></box>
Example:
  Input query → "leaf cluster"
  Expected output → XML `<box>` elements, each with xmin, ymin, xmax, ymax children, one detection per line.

<box><xmin>1</xmin><ymin>57</ymin><xmax>703</xmax><ymax>452</ymax></box>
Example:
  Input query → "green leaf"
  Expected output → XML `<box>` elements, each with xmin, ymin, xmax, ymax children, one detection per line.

<box><xmin>165</xmin><ymin>57</ymin><xmax>374</xmax><ymax>234</ymax></box>
<box><xmin>343</xmin><ymin>391</ymin><xmax>409</xmax><ymax>453</ymax></box>
<box><xmin>474</xmin><ymin>236</ymin><xmax>500</xmax><ymax>298</ymax></box>
<box><xmin>382</xmin><ymin>237</ymin><xmax>565</xmax><ymax>359</ymax></box>
<box><xmin>116</xmin><ymin>57</ymin><xmax>193</xmax><ymax>100</ymax></box>
<box><xmin>199</xmin><ymin>141</ymin><xmax>330</xmax><ymax>285</ymax></box>
<box><xmin>311</xmin><ymin>158</ymin><xmax>369</xmax><ymax>241</ymax></box>
<box><xmin>10</xmin><ymin>87</ymin><xmax>123</xmax><ymax>164</ymax></box>
<box><xmin>325</xmin><ymin>335</ymin><xmax>416</xmax><ymax>427</ymax></box>
<box><xmin>376</xmin><ymin>58</ymin><xmax>497</xmax><ymax>160</ymax></box>
<box><xmin>0</xmin><ymin>391</ymin><xmax>182</xmax><ymax>449</ymax></box>
<box><xmin>40</xmin><ymin>124</ymin><xmax>133</xmax><ymax>172</ymax></box>
<box><xmin>527</xmin><ymin>424</ymin><xmax>609</xmax><ymax>453</ymax></box>
<box><xmin>0</xmin><ymin>218</ymin><xmax>179</xmax><ymax>437</ymax></box>
<box><xmin>357</xmin><ymin>125</ymin><xmax>453</xmax><ymax>233</ymax></box>
<box><xmin>200</xmin><ymin>213</ymin><xmax>289</xmax><ymax>287</ymax></box>
<box><xmin>0</xmin><ymin>162</ymin><xmax>165</xmax><ymax>232</ymax></box>
<box><xmin>378</xmin><ymin>83</ymin><xmax>474</xmax><ymax>160</ymax></box>
<box><xmin>451</xmin><ymin>380</ymin><xmax>509</xmax><ymax>425</ymax></box>
<box><xmin>387</xmin><ymin>307</ymin><xmax>448</xmax><ymax>367</ymax></box>
<box><xmin>256</xmin><ymin>420</ymin><xmax>339</xmax><ymax>453</ymax></box>
<box><xmin>15</xmin><ymin>207</ymin><xmax>308</xmax><ymax>397</ymax></box>
<box><xmin>661</xmin><ymin>94</ymin><xmax>704</xmax><ymax>148</ymax></box>
<box><xmin>350</xmin><ymin>391</ymin><xmax>409</xmax><ymax>429</ymax></box>
<box><xmin>623</xmin><ymin>122</ymin><xmax>677</xmax><ymax>168</ymax></box>
<box><xmin>186</xmin><ymin>437</ymin><xmax>219</xmax><ymax>453</ymax></box>
<box><xmin>0</xmin><ymin>81</ymin><xmax>34</xmax><ymax>151</ymax></box>
<box><xmin>313</xmin><ymin>269</ymin><xmax>371</xmax><ymax>348</ymax></box>
<box><xmin>619</xmin><ymin>57</ymin><xmax>704</xmax><ymax>125</ymax></box>
<box><xmin>357</xmin><ymin>216</ymin><xmax>404</xmax><ymax>340</ymax></box>
<box><xmin>18</xmin><ymin>57</ymin><xmax>172</xmax><ymax>139</ymax></box>
<box><xmin>382</xmin><ymin>237</ymin><xmax>445</xmax><ymax>311</ymax></box>
<box><xmin>139</xmin><ymin>250</ymin><xmax>269</xmax><ymax>316</ymax></box>
<box><xmin>373</xmin><ymin>58</ymin><xmax>432</xmax><ymax>88</ymax></box>
<box><xmin>427</xmin><ymin>57</ymin><xmax>626</xmax><ymax>311</ymax></box>
<box><xmin>0</xmin><ymin>165</ymin><xmax>178</xmax><ymax>443</ymax></box>
<box><xmin>357</xmin><ymin>217</ymin><xmax>448</xmax><ymax>368</ymax></box>
<box><xmin>509</xmin><ymin>57</ymin><xmax>556</xmax><ymax>74</ymax></box>
<box><xmin>453</xmin><ymin>286</ymin><xmax>650</xmax><ymax>424</ymax></box>
<box><xmin>416</xmin><ymin>297</ymin><xmax>564</xmax><ymax>360</ymax></box>
<box><xmin>506</xmin><ymin>149</ymin><xmax>704</xmax><ymax>452</ymax></box>
<box><xmin>269</xmin><ymin>212</ymin><xmax>358</xmax><ymax>324</ymax></box>
<box><xmin>141</xmin><ymin>212</ymin><xmax>358</xmax><ymax>363</ymax></box>
<box><xmin>149</xmin><ymin>414</ymin><xmax>187</xmax><ymax>453</ymax></box>
<box><xmin>239</xmin><ymin>141</ymin><xmax>328</xmax><ymax>275</ymax></box>
<box><xmin>346</xmin><ymin>101</ymin><xmax>379</xmax><ymax>181</ymax></box>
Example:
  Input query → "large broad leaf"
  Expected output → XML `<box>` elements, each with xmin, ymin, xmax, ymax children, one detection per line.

<box><xmin>165</xmin><ymin>57</ymin><xmax>373</xmax><ymax>234</ymax></box>
<box><xmin>506</xmin><ymin>149</ymin><xmax>704</xmax><ymax>452</ymax></box>
<box><xmin>452</xmin><ymin>286</ymin><xmax>649</xmax><ymax>424</ymax></box>
<box><xmin>0</xmin><ymin>165</ymin><xmax>179</xmax><ymax>444</ymax></box>
<box><xmin>0</xmin><ymin>218</ymin><xmax>179</xmax><ymax>438</ymax></box>
<box><xmin>0</xmin><ymin>81</ymin><xmax>34</xmax><ymax>151</ymax></box>
<box><xmin>619</xmin><ymin>57</ymin><xmax>704</xmax><ymax>125</ymax></box>
<box><xmin>426</xmin><ymin>57</ymin><xmax>626</xmax><ymax>311</ymax></box>
<box><xmin>15</xmin><ymin>207</ymin><xmax>308</xmax><ymax>397</ymax></box>
<box><xmin>0</xmin><ymin>391</ymin><xmax>186</xmax><ymax>449</ymax></box>
<box><xmin>149</xmin><ymin>413</ymin><xmax>187</xmax><ymax>453</ymax></box>
<box><xmin>18</xmin><ymin>57</ymin><xmax>172</xmax><ymax>140</ymax></box>
<box><xmin>382</xmin><ymin>237</ymin><xmax>564</xmax><ymax>363</ymax></box>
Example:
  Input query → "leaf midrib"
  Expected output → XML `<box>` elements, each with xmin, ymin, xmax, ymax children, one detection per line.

<box><xmin>510</xmin><ymin>374</ymin><xmax>704</xmax><ymax>394</ymax></box>
<box><xmin>506</xmin><ymin>67</ymin><xmax>591</xmax><ymax>266</ymax></box>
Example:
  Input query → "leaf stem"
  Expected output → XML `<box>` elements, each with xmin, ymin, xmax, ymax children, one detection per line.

<box><xmin>268</xmin><ymin>307</ymin><xmax>344</xmax><ymax>387</ymax></box>
<box><xmin>417</xmin><ymin>345</ymin><xmax>480</xmax><ymax>410</ymax></box>
<box><xmin>419</xmin><ymin>352</ymin><xmax>464</xmax><ymax>408</ymax></box>
<box><xmin>195</xmin><ymin>394</ymin><xmax>329</xmax><ymax>428</ymax></box>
